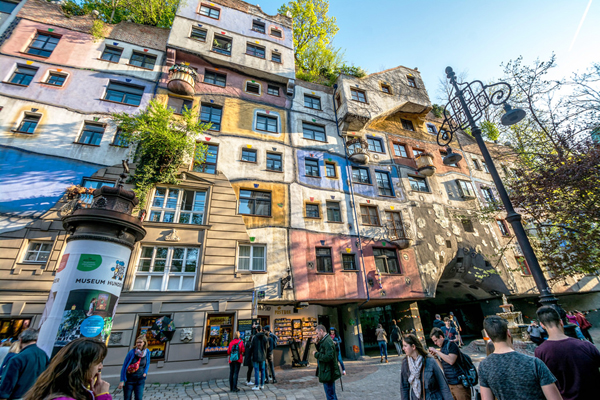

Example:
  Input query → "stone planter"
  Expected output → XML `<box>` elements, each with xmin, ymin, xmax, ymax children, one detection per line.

<box><xmin>349</xmin><ymin>151</ymin><xmax>370</xmax><ymax>164</ymax></box>
<box><xmin>392</xmin><ymin>238</ymin><xmax>413</xmax><ymax>249</ymax></box>
<box><xmin>168</xmin><ymin>70</ymin><xmax>196</xmax><ymax>96</ymax></box>
<box><xmin>415</xmin><ymin>153</ymin><xmax>436</xmax><ymax>176</ymax></box>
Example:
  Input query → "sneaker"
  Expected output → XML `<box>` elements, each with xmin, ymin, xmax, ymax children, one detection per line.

<box><xmin>342</xmin><ymin>371</ymin><xmax>346</xmax><ymax>375</ymax></box>
<box><xmin>252</xmin><ymin>386</ymin><xmax>260</xmax><ymax>391</ymax></box>
<box><xmin>260</xmin><ymin>385</ymin><xmax>265</xmax><ymax>390</ymax></box>
<box><xmin>272</xmin><ymin>379</ymin><xmax>278</xmax><ymax>383</ymax></box>
<box><xmin>246</xmin><ymin>381</ymin><xmax>254</xmax><ymax>386</ymax></box>
<box><xmin>265</xmin><ymin>379</ymin><xmax>269</xmax><ymax>384</ymax></box>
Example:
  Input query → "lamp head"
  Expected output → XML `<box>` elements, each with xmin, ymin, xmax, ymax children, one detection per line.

<box><xmin>501</xmin><ymin>103</ymin><xmax>526</xmax><ymax>126</ymax></box>
<box><xmin>443</xmin><ymin>147</ymin><xmax>462</xmax><ymax>165</ymax></box>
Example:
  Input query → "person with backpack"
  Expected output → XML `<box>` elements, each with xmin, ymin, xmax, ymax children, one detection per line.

<box><xmin>429</xmin><ymin>328</ymin><xmax>471</xmax><ymax>400</ymax></box>
<box><xmin>391</xmin><ymin>319</ymin><xmax>403</xmax><ymax>356</ymax></box>
<box><xmin>329</xmin><ymin>327</ymin><xmax>346</xmax><ymax>375</ymax></box>
<box><xmin>227</xmin><ymin>331</ymin><xmax>245</xmax><ymax>392</ymax></box>
<box><xmin>263</xmin><ymin>325</ymin><xmax>278</xmax><ymax>384</ymax></box>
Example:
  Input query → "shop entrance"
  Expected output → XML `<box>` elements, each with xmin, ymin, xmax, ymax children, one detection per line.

<box><xmin>318</xmin><ymin>315</ymin><xmax>330</xmax><ymax>331</ymax></box>
<box><xmin>258</xmin><ymin>315</ymin><xmax>270</xmax><ymax>329</ymax></box>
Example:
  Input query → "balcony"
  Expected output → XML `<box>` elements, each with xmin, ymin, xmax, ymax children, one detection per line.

<box><xmin>385</xmin><ymin>221</ymin><xmax>413</xmax><ymax>249</ymax></box>
<box><xmin>346</xmin><ymin>137</ymin><xmax>370</xmax><ymax>164</ymax></box>
<box><xmin>167</xmin><ymin>64</ymin><xmax>197</xmax><ymax>96</ymax></box>
<box><xmin>415</xmin><ymin>152</ymin><xmax>436</xmax><ymax>176</ymax></box>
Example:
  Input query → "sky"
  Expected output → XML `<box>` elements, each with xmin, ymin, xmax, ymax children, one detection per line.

<box><xmin>256</xmin><ymin>0</ymin><xmax>599</xmax><ymax>103</ymax></box>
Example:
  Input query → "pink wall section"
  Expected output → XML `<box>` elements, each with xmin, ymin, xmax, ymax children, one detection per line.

<box><xmin>290</xmin><ymin>230</ymin><xmax>424</xmax><ymax>302</ymax></box>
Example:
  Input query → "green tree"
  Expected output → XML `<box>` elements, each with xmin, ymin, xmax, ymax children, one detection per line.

<box><xmin>60</xmin><ymin>0</ymin><xmax>179</xmax><ymax>27</ymax></box>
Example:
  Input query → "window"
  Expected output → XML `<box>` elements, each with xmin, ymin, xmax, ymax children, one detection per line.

<box><xmin>267</xmin><ymin>84</ymin><xmax>279</xmax><ymax>96</ymax></box>
<box><xmin>440</xmin><ymin>150</ymin><xmax>458</xmax><ymax>167</ymax></box>
<box><xmin>304</xmin><ymin>95</ymin><xmax>321</xmax><ymax>110</ymax></box>
<box><xmin>427</xmin><ymin>124</ymin><xmax>437</xmax><ymax>134</ymax></box>
<box><xmin>112</xmin><ymin>129</ymin><xmax>129</xmax><ymax>147</ymax></box>
<box><xmin>335</xmin><ymin>93</ymin><xmax>341</xmax><ymax>108</ymax></box>
<box><xmin>45</xmin><ymin>72</ymin><xmax>66</xmax><ymax>86</ymax></box>
<box><xmin>9</xmin><ymin>65</ymin><xmax>37</xmax><ymax>86</ymax></box>
<box><xmin>482</xmin><ymin>161</ymin><xmax>490</xmax><ymax>173</ymax></box>
<box><xmin>16</xmin><ymin>114</ymin><xmax>40</xmax><ymax>134</ymax></box>
<box><xmin>193</xmin><ymin>143</ymin><xmax>218</xmax><ymax>174</ymax></box>
<box><xmin>516</xmin><ymin>256</ymin><xmax>531</xmax><ymax>275</ymax></box>
<box><xmin>238</xmin><ymin>245</ymin><xmax>266</xmax><ymax>271</ymax></box>
<box><xmin>77</xmin><ymin>123</ymin><xmax>105</xmax><ymax>145</ymax></box>
<box><xmin>104</xmin><ymin>81</ymin><xmax>144</xmax><ymax>106</ymax></box>
<box><xmin>256</xmin><ymin>114</ymin><xmax>278</xmax><ymax>133</ymax></box>
<box><xmin>412</xmin><ymin>148</ymin><xmax>424</xmax><ymax>157</ymax></box>
<box><xmin>302</xmin><ymin>122</ymin><xmax>326</xmax><ymax>141</ymax></box>
<box><xmin>316</xmin><ymin>248</ymin><xmax>332</xmax><ymax>272</ymax></box>
<box><xmin>305</xmin><ymin>158</ymin><xmax>320</xmax><ymax>177</ymax></box>
<box><xmin>360</xmin><ymin>205</ymin><xmax>379</xmax><ymax>225</ymax></box>
<box><xmin>149</xmin><ymin>188</ymin><xmax>207</xmax><ymax>224</ymax></box>
<box><xmin>204</xmin><ymin>70</ymin><xmax>226</xmax><ymax>87</ymax></box>
<box><xmin>271</xmin><ymin>52</ymin><xmax>281</xmax><ymax>63</ymax></box>
<box><xmin>306</xmin><ymin>203</ymin><xmax>320</xmax><ymax>218</ymax></box>
<box><xmin>461</xmin><ymin>219</ymin><xmax>474</xmax><ymax>233</ymax></box>
<box><xmin>252</xmin><ymin>20</ymin><xmax>266</xmax><ymax>33</ymax></box>
<box><xmin>27</xmin><ymin>32</ymin><xmax>60</xmax><ymax>57</ymax></box>
<box><xmin>473</xmin><ymin>159</ymin><xmax>481</xmax><ymax>170</ymax></box>
<box><xmin>200</xmin><ymin>104</ymin><xmax>222</xmax><ymax>131</ymax></box>
<box><xmin>374</xmin><ymin>248</ymin><xmax>401</xmax><ymax>274</ymax></box>
<box><xmin>352</xmin><ymin>167</ymin><xmax>370</xmax><ymax>184</ymax></box>
<box><xmin>246</xmin><ymin>43</ymin><xmax>265</xmax><ymax>58</ymax></box>
<box><xmin>375</xmin><ymin>171</ymin><xmax>393</xmax><ymax>196</ymax></box>
<box><xmin>190</xmin><ymin>27</ymin><xmax>207</xmax><ymax>41</ymax></box>
<box><xmin>81</xmin><ymin>179</ymin><xmax>114</xmax><ymax>205</ymax></box>
<box><xmin>342</xmin><ymin>254</ymin><xmax>356</xmax><ymax>270</ymax></box>
<box><xmin>270</xmin><ymin>28</ymin><xmax>282</xmax><ymax>38</ymax></box>
<box><xmin>245</xmin><ymin>82</ymin><xmax>261</xmax><ymax>94</ymax></box>
<box><xmin>408</xmin><ymin>176</ymin><xmax>429</xmax><ymax>192</ymax></box>
<box><xmin>381</xmin><ymin>83</ymin><xmax>391</xmax><ymax>94</ymax></box>
<box><xmin>238</xmin><ymin>190</ymin><xmax>271</xmax><ymax>216</ymax></box>
<box><xmin>367</xmin><ymin>137</ymin><xmax>384</xmax><ymax>153</ymax></box>
<box><xmin>212</xmin><ymin>35</ymin><xmax>232</xmax><ymax>55</ymax></box>
<box><xmin>350</xmin><ymin>88</ymin><xmax>366</xmax><ymax>103</ymax></box>
<box><xmin>326</xmin><ymin>201</ymin><xmax>341</xmax><ymax>222</ymax></box>
<box><xmin>204</xmin><ymin>313</ymin><xmax>235</xmax><ymax>354</ymax></box>
<box><xmin>481</xmin><ymin>187</ymin><xmax>496</xmax><ymax>203</ymax></box>
<box><xmin>0</xmin><ymin>318</ymin><xmax>31</xmax><ymax>342</ymax></box>
<box><xmin>401</xmin><ymin>119</ymin><xmax>415</xmax><ymax>131</ymax></box>
<box><xmin>133</xmin><ymin>246</ymin><xmax>199</xmax><ymax>291</ymax></box>
<box><xmin>199</xmin><ymin>4</ymin><xmax>220</xmax><ymax>19</ymax></box>
<box><xmin>23</xmin><ymin>242</ymin><xmax>52</xmax><ymax>262</ymax></box>
<box><xmin>0</xmin><ymin>1</ymin><xmax>19</xmax><ymax>13</ymax></box>
<box><xmin>241</xmin><ymin>148</ymin><xmax>257</xmax><ymax>162</ymax></box>
<box><xmin>129</xmin><ymin>51</ymin><xmax>157</xmax><ymax>69</ymax></box>
<box><xmin>266</xmin><ymin>152</ymin><xmax>282</xmax><ymax>171</ymax></box>
<box><xmin>497</xmin><ymin>220</ymin><xmax>510</xmax><ymax>236</ymax></box>
<box><xmin>325</xmin><ymin>162</ymin><xmax>337</xmax><ymax>178</ymax></box>
<box><xmin>167</xmin><ymin>96</ymin><xmax>193</xmax><ymax>114</ymax></box>
<box><xmin>456</xmin><ymin>180</ymin><xmax>476</xmax><ymax>198</ymax></box>
<box><xmin>393</xmin><ymin>143</ymin><xmax>408</xmax><ymax>158</ymax></box>
<box><xmin>100</xmin><ymin>46</ymin><xmax>122</xmax><ymax>62</ymax></box>
<box><xmin>386</xmin><ymin>211</ymin><xmax>405</xmax><ymax>239</ymax></box>
<box><xmin>407</xmin><ymin>76</ymin><xmax>417</xmax><ymax>88</ymax></box>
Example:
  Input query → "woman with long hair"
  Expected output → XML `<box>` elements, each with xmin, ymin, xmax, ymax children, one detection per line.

<box><xmin>118</xmin><ymin>335</ymin><xmax>151</xmax><ymax>400</ymax></box>
<box><xmin>400</xmin><ymin>334</ymin><xmax>452</xmax><ymax>400</ymax></box>
<box><xmin>23</xmin><ymin>338</ymin><xmax>110</xmax><ymax>400</ymax></box>
<box><xmin>375</xmin><ymin>323</ymin><xmax>388</xmax><ymax>363</ymax></box>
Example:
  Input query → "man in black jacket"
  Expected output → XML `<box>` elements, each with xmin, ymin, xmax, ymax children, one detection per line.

<box><xmin>390</xmin><ymin>319</ymin><xmax>403</xmax><ymax>356</ymax></box>
<box><xmin>263</xmin><ymin>325</ymin><xmax>277</xmax><ymax>384</ymax></box>
<box><xmin>250</xmin><ymin>325</ymin><xmax>269</xmax><ymax>391</ymax></box>
<box><xmin>0</xmin><ymin>328</ymin><xmax>49</xmax><ymax>400</ymax></box>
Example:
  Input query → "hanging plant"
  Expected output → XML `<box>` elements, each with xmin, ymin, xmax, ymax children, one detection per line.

<box><xmin>168</xmin><ymin>64</ymin><xmax>199</xmax><ymax>79</ymax></box>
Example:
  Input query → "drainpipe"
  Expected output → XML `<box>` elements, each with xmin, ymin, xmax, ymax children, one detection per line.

<box><xmin>333</xmin><ymin>83</ymin><xmax>370</xmax><ymax>356</ymax></box>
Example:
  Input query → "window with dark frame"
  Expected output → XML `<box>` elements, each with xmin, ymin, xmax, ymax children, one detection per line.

<box><xmin>302</xmin><ymin>122</ymin><xmax>326</xmax><ymax>141</ymax></box>
<box><xmin>270</xmin><ymin>28</ymin><xmax>282</xmax><ymax>38</ymax></box>
<box><xmin>252</xmin><ymin>20</ymin><xmax>266</xmax><ymax>33</ymax></box>
<box><xmin>204</xmin><ymin>70</ymin><xmax>226</xmax><ymax>87</ymax></box>
<box><xmin>113</xmin><ymin>129</ymin><xmax>129</xmax><ymax>147</ymax></box>
<box><xmin>193</xmin><ymin>143</ymin><xmax>218</xmax><ymax>174</ymax></box>
<box><xmin>497</xmin><ymin>220</ymin><xmax>510</xmax><ymax>236</ymax></box>
<box><xmin>401</xmin><ymin>119</ymin><xmax>415</xmax><ymax>131</ymax></box>
<box><xmin>167</xmin><ymin>96</ymin><xmax>193</xmax><ymax>114</ymax></box>
<box><xmin>267</xmin><ymin>85</ymin><xmax>279</xmax><ymax>96</ymax></box>
<box><xmin>367</xmin><ymin>137</ymin><xmax>384</xmax><ymax>153</ymax></box>
<box><xmin>352</xmin><ymin>166</ymin><xmax>370</xmax><ymax>184</ymax></box>
<box><xmin>516</xmin><ymin>256</ymin><xmax>531</xmax><ymax>275</ymax></box>
<box><xmin>374</xmin><ymin>248</ymin><xmax>401</xmax><ymax>274</ymax></box>
<box><xmin>481</xmin><ymin>187</ymin><xmax>496</xmax><ymax>203</ymax></box>
<box><xmin>266</xmin><ymin>152</ymin><xmax>282</xmax><ymax>171</ymax></box>
<box><xmin>27</xmin><ymin>32</ymin><xmax>60</xmax><ymax>57</ymax></box>
<box><xmin>326</xmin><ymin>201</ymin><xmax>341</xmax><ymax>222</ymax></box>
<box><xmin>325</xmin><ymin>162</ymin><xmax>337</xmax><ymax>178</ymax></box>
<box><xmin>45</xmin><ymin>72</ymin><xmax>66</xmax><ymax>86</ymax></box>
<box><xmin>241</xmin><ymin>148</ymin><xmax>257</xmax><ymax>163</ymax></box>
<box><xmin>342</xmin><ymin>254</ymin><xmax>356</xmax><ymax>270</ymax></box>
<box><xmin>130</xmin><ymin>51</ymin><xmax>157</xmax><ymax>69</ymax></box>
<box><xmin>393</xmin><ymin>143</ymin><xmax>408</xmax><ymax>158</ymax></box>
<box><xmin>407</xmin><ymin>76</ymin><xmax>417</xmax><ymax>88</ymax></box>
<box><xmin>16</xmin><ymin>114</ymin><xmax>40</xmax><ymax>133</ymax></box>
<box><xmin>427</xmin><ymin>124</ymin><xmax>437</xmax><ymax>134</ymax></box>
<box><xmin>316</xmin><ymin>248</ymin><xmax>333</xmax><ymax>272</ymax></box>
<box><xmin>440</xmin><ymin>150</ymin><xmax>458</xmax><ymax>167</ymax></box>
<box><xmin>375</xmin><ymin>171</ymin><xmax>393</xmax><ymax>196</ymax></box>
<box><xmin>360</xmin><ymin>205</ymin><xmax>379</xmax><ymax>226</ymax></box>
<box><xmin>381</xmin><ymin>83</ymin><xmax>392</xmax><ymax>94</ymax></box>
<box><xmin>461</xmin><ymin>219</ymin><xmax>475</xmax><ymax>233</ymax></box>
<box><xmin>350</xmin><ymin>88</ymin><xmax>367</xmax><ymax>103</ymax></box>
<box><xmin>190</xmin><ymin>27</ymin><xmax>207</xmax><ymax>41</ymax></box>
<box><xmin>245</xmin><ymin>82</ymin><xmax>261</xmax><ymax>94</ymax></box>
<box><xmin>256</xmin><ymin>114</ymin><xmax>278</xmax><ymax>133</ymax></box>
<box><xmin>304</xmin><ymin>95</ymin><xmax>321</xmax><ymax>110</ymax></box>
<box><xmin>271</xmin><ymin>52</ymin><xmax>281</xmax><ymax>63</ymax></box>
<box><xmin>305</xmin><ymin>158</ymin><xmax>320</xmax><ymax>177</ymax></box>
<box><xmin>199</xmin><ymin>4</ymin><xmax>220</xmax><ymax>18</ymax></box>
<box><xmin>386</xmin><ymin>211</ymin><xmax>405</xmax><ymax>239</ymax></box>
<box><xmin>104</xmin><ymin>81</ymin><xmax>144</xmax><ymax>106</ymax></box>
<box><xmin>246</xmin><ymin>43</ymin><xmax>265</xmax><ymax>58</ymax></box>
<box><xmin>101</xmin><ymin>46</ymin><xmax>123</xmax><ymax>62</ymax></box>
<box><xmin>238</xmin><ymin>189</ymin><xmax>271</xmax><ymax>216</ymax></box>
<box><xmin>9</xmin><ymin>65</ymin><xmax>37</xmax><ymax>86</ymax></box>
<box><xmin>306</xmin><ymin>203</ymin><xmax>320</xmax><ymax>218</ymax></box>
<box><xmin>212</xmin><ymin>35</ymin><xmax>232</xmax><ymax>55</ymax></box>
<box><xmin>77</xmin><ymin>123</ymin><xmax>105</xmax><ymax>146</ymax></box>
<box><xmin>200</xmin><ymin>104</ymin><xmax>222</xmax><ymax>131</ymax></box>
<box><xmin>408</xmin><ymin>176</ymin><xmax>429</xmax><ymax>192</ymax></box>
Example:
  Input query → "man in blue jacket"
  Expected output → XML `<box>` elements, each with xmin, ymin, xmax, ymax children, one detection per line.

<box><xmin>0</xmin><ymin>328</ymin><xmax>49</xmax><ymax>400</ymax></box>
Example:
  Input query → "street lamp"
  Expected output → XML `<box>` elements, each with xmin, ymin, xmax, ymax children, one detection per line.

<box><xmin>437</xmin><ymin>66</ymin><xmax>559</xmax><ymax>306</ymax></box>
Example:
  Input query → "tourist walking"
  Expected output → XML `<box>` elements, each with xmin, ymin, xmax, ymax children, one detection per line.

<box><xmin>263</xmin><ymin>326</ymin><xmax>277</xmax><ymax>384</ymax></box>
<box><xmin>227</xmin><ymin>331</ymin><xmax>245</xmax><ymax>392</ymax></box>
<box><xmin>400</xmin><ymin>334</ymin><xmax>452</xmax><ymax>400</ymax></box>
<box><xmin>118</xmin><ymin>335</ymin><xmax>151</xmax><ymax>400</ymax></box>
<box><xmin>441</xmin><ymin>318</ymin><xmax>458</xmax><ymax>344</ymax></box>
<box><xmin>574</xmin><ymin>310</ymin><xmax>594</xmax><ymax>343</ymax></box>
<box><xmin>391</xmin><ymin>319</ymin><xmax>403</xmax><ymax>356</ymax></box>
<box><xmin>478</xmin><ymin>315</ymin><xmax>561</xmax><ymax>400</ymax></box>
<box><xmin>375</xmin><ymin>324</ymin><xmax>388</xmax><ymax>363</ymax></box>
<box><xmin>243</xmin><ymin>331</ymin><xmax>254</xmax><ymax>386</ymax></box>
<box><xmin>566</xmin><ymin>311</ymin><xmax>588</xmax><ymax>341</ymax></box>
<box><xmin>535</xmin><ymin>306</ymin><xmax>600</xmax><ymax>400</ymax></box>
<box><xmin>448</xmin><ymin>313</ymin><xmax>463</xmax><ymax>346</ymax></box>
<box><xmin>527</xmin><ymin>320</ymin><xmax>545</xmax><ymax>345</ymax></box>
<box><xmin>250</xmin><ymin>325</ymin><xmax>269</xmax><ymax>391</ymax></box>
<box><xmin>329</xmin><ymin>327</ymin><xmax>346</xmax><ymax>375</ymax></box>
<box><xmin>0</xmin><ymin>342</ymin><xmax>19</xmax><ymax>379</ymax></box>
<box><xmin>313</xmin><ymin>324</ymin><xmax>341</xmax><ymax>400</ymax></box>
<box><xmin>429</xmin><ymin>328</ymin><xmax>470</xmax><ymax>400</ymax></box>
<box><xmin>0</xmin><ymin>328</ymin><xmax>49</xmax><ymax>400</ymax></box>
<box><xmin>23</xmin><ymin>338</ymin><xmax>110</xmax><ymax>400</ymax></box>
<box><xmin>433</xmin><ymin>314</ymin><xmax>445</xmax><ymax>329</ymax></box>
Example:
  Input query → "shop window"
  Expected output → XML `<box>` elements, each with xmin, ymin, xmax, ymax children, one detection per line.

<box><xmin>352</xmin><ymin>166</ymin><xmax>370</xmax><ymax>184</ymax></box>
<box><xmin>246</xmin><ymin>43</ymin><xmax>265</xmax><ymax>59</ymax></box>
<box><xmin>408</xmin><ymin>176</ymin><xmax>429</xmax><ymax>192</ymax></box>
<box><xmin>23</xmin><ymin>241</ymin><xmax>52</xmax><ymax>262</ymax></box>
<box><xmin>77</xmin><ymin>122</ymin><xmax>105</xmax><ymax>146</ymax></box>
<box><xmin>190</xmin><ymin>27</ymin><xmax>207</xmax><ymax>41</ymax></box>
<box><xmin>245</xmin><ymin>82</ymin><xmax>261</xmax><ymax>95</ymax></box>
<box><xmin>266</xmin><ymin>152</ymin><xmax>282</xmax><ymax>171</ymax></box>
<box><xmin>407</xmin><ymin>76</ymin><xmax>417</xmax><ymax>88</ymax></box>
<box><xmin>27</xmin><ymin>32</ymin><xmax>60</xmax><ymax>57</ymax></box>
<box><xmin>350</xmin><ymin>88</ymin><xmax>367</xmax><ymax>103</ymax></box>
<box><xmin>267</xmin><ymin>84</ymin><xmax>279</xmax><ymax>96</ymax></box>
<box><xmin>497</xmin><ymin>219</ymin><xmax>510</xmax><ymax>236</ymax></box>
<box><xmin>516</xmin><ymin>256</ymin><xmax>531</xmax><ymax>275</ymax></box>
<box><xmin>412</xmin><ymin>148</ymin><xmax>424</xmax><ymax>157</ymax></box>
<box><xmin>136</xmin><ymin>316</ymin><xmax>168</xmax><ymax>361</ymax></box>
<box><xmin>305</xmin><ymin>158</ymin><xmax>320</xmax><ymax>177</ymax></box>
<box><xmin>103</xmin><ymin>81</ymin><xmax>144</xmax><ymax>106</ymax></box>
<box><xmin>304</xmin><ymin>95</ymin><xmax>321</xmax><ymax>110</ymax></box>
<box><xmin>16</xmin><ymin>113</ymin><xmax>40</xmax><ymax>134</ymax></box>
<box><xmin>342</xmin><ymin>254</ymin><xmax>356</xmax><ymax>270</ymax></box>
<box><xmin>360</xmin><ymin>205</ymin><xmax>380</xmax><ymax>226</ymax></box>
<box><xmin>167</xmin><ymin>96</ymin><xmax>193</xmax><ymax>114</ymax></box>
<box><xmin>9</xmin><ymin>65</ymin><xmax>37</xmax><ymax>86</ymax></box>
<box><xmin>129</xmin><ymin>51</ymin><xmax>157</xmax><ymax>69</ymax></box>
<box><xmin>241</xmin><ymin>148</ymin><xmax>257</xmax><ymax>163</ymax></box>
<box><xmin>238</xmin><ymin>244</ymin><xmax>266</xmax><ymax>271</ymax></box>
<box><xmin>367</xmin><ymin>137</ymin><xmax>384</xmax><ymax>153</ymax></box>
<box><xmin>252</xmin><ymin>20</ymin><xmax>266</xmax><ymax>33</ymax></box>
<box><xmin>326</xmin><ymin>201</ymin><xmax>341</xmax><ymax>222</ymax></box>
<box><xmin>204</xmin><ymin>70</ymin><xmax>226</xmax><ymax>87</ymax></box>
<box><xmin>375</xmin><ymin>171</ymin><xmax>393</xmax><ymax>196</ymax></box>
<box><xmin>256</xmin><ymin>114</ymin><xmax>278</xmax><ymax>133</ymax></box>
<box><xmin>193</xmin><ymin>143</ymin><xmax>218</xmax><ymax>174</ymax></box>
<box><xmin>199</xmin><ymin>4</ymin><xmax>220</xmax><ymax>19</ymax></box>
<box><xmin>0</xmin><ymin>319</ymin><xmax>31</xmax><ymax>341</ymax></box>
<box><xmin>316</xmin><ymin>247</ymin><xmax>333</xmax><ymax>272</ymax></box>
<box><xmin>212</xmin><ymin>35</ymin><xmax>232</xmax><ymax>56</ymax></box>
<box><xmin>238</xmin><ymin>189</ymin><xmax>271</xmax><ymax>216</ymax></box>
<box><xmin>305</xmin><ymin>203</ymin><xmax>320</xmax><ymax>218</ymax></box>
<box><xmin>427</xmin><ymin>124</ymin><xmax>437</xmax><ymax>134</ymax></box>
<box><xmin>401</xmin><ymin>119</ymin><xmax>415</xmax><ymax>131</ymax></box>
<box><xmin>45</xmin><ymin>72</ymin><xmax>67</xmax><ymax>86</ymax></box>
<box><xmin>325</xmin><ymin>162</ymin><xmax>337</xmax><ymax>178</ymax></box>
<box><xmin>149</xmin><ymin>188</ymin><xmax>206</xmax><ymax>224</ymax></box>
<box><xmin>271</xmin><ymin>52</ymin><xmax>282</xmax><ymax>63</ymax></box>
<box><xmin>374</xmin><ymin>248</ymin><xmax>401</xmax><ymax>274</ymax></box>
<box><xmin>393</xmin><ymin>143</ymin><xmax>408</xmax><ymax>158</ymax></box>
<box><xmin>204</xmin><ymin>314</ymin><xmax>235</xmax><ymax>355</ymax></box>
<box><xmin>302</xmin><ymin>122</ymin><xmax>326</xmax><ymax>141</ymax></box>
<box><xmin>200</xmin><ymin>104</ymin><xmax>222</xmax><ymax>131</ymax></box>
<box><xmin>133</xmin><ymin>246</ymin><xmax>199</xmax><ymax>291</ymax></box>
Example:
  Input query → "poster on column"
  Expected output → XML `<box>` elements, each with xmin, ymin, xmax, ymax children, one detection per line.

<box><xmin>37</xmin><ymin>240</ymin><xmax>131</xmax><ymax>357</ymax></box>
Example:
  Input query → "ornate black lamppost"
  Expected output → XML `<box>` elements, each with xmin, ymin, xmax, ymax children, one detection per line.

<box><xmin>437</xmin><ymin>66</ymin><xmax>558</xmax><ymax>306</ymax></box>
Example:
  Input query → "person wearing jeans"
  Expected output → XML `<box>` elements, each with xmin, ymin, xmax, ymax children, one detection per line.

<box><xmin>250</xmin><ymin>325</ymin><xmax>269</xmax><ymax>390</ymax></box>
<box><xmin>390</xmin><ymin>319</ymin><xmax>403</xmax><ymax>356</ymax></box>
<box><xmin>227</xmin><ymin>331</ymin><xmax>245</xmax><ymax>392</ymax></box>
<box><xmin>119</xmin><ymin>335</ymin><xmax>151</xmax><ymax>400</ymax></box>
<box><xmin>375</xmin><ymin>324</ymin><xmax>388</xmax><ymax>363</ymax></box>
<box><xmin>313</xmin><ymin>325</ymin><xmax>341</xmax><ymax>400</ymax></box>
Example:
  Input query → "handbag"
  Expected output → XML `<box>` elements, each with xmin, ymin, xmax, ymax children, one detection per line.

<box><xmin>127</xmin><ymin>357</ymin><xmax>141</xmax><ymax>374</ymax></box>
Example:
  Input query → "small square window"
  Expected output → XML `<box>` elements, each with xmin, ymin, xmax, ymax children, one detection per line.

<box><xmin>407</xmin><ymin>76</ymin><xmax>417</xmax><ymax>88</ymax></box>
<box><xmin>367</xmin><ymin>137</ymin><xmax>384</xmax><ymax>153</ymax></box>
<box><xmin>272</xmin><ymin>52</ymin><xmax>282</xmax><ymax>63</ymax></box>
<box><xmin>427</xmin><ymin>124</ymin><xmax>437</xmax><ymax>134</ymax></box>
<box><xmin>306</xmin><ymin>203</ymin><xmax>320</xmax><ymax>218</ymax></box>
<box><xmin>305</xmin><ymin>158</ymin><xmax>320</xmax><ymax>177</ymax></box>
<box><xmin>45</xmin><ymin>72</ymin><xmax>67</xmax><ymax>86</ymax></box>
<box><xmin>16</xmin><ymin>113</ymin><xmax>40</xmax><ymax>134</ymax></box>
<box><xmin>101</xmin><ymin>46</ymin><xmax>123</xmax><ymax>62</ymax></box>
<box><xmin>27</xmin><ymin>32</ymin><xmax>60</xmax><ymax>57</ymax></box>
<box><xmin>335</xmin><ymin>93</ymin><xmax>342</xmax><ymax>108</ymax></box>
<box><xmin>246</xmin><ymin>43</ymin><xmax>265</xmax><ymax>59</ymax></box>
<box><xmin>352</xmin><ymin>167</ymin><xmax>370</xmax><ymax>184</ymax></box>
<box><xmin>267</xmin><ymin>85</ymin><xmax>279</xmax><ymax>96</ymax></box>
<box><xmin>204</xmin><ymin>70</ymin><xmax>227</xmax><ymax>87</ymax></box>
<box><xmin>374</xmin><ymin>248</ymin><xmax>401</xmax><ymax>274</ymax></box>
<box><xmin>190</xmin><ymin>27</ymin><xmax>207</xmax><ymax>41</ymax></box>
<box><xmin>381</xmin><ymin>84</ymin><xmax>392</xmax><ymax>94</ymax></box>
<box><xmin>456</xmin><ymin>180</ymin><xmax>476</xmax><ymax>198</ymax></box>
<box><xmin>408</xmin><ymin>176</ymin><xmax>429</xmax><ymax>192</ymax></box>
<box><xmin>326</xmin><ymin>201</ymin><xmax>341</xmax><ymax>222</ymax></box>
<box><xmin>325</xmin><ymin>162</ymin><xmax>337</xmax><ymax>178</ymax></box>
<box><xmin>200</xmin><ymin>104</ymin><xmax>222</xmax><ymax>131</ymax></box>
<box><xmin>212</xmin><ymin>35</ymin><xmax>232</xmax><ymax>55</ymax></box>
<box><xmin>238</xmin><ymin>189</ymin><xmax>271</xmax><ymax>216</ymax></box>
<box><xmin>252</xmin><ymin>20</ymin><xmax>266</xmax><ymax>33</ymax></box>
<box><xmin>393</xmin><ymin>143</ymin><xmax>408</xmax><ymax>158</ymax></box>
<box><xmin>302</xmin><ymin>122</ymin><xmax>326</xmax><ymax>141</ymax></box>
<box><xmin>9</xmin><ymin>65</ymin><xmax>37</xmax><ymax>86</ymax></box>
<box><xmin>245</xmin><ymin>82</ymin><xmax>261</xmax><ymax>94</ymax></box>
<box><xmin>350</xmin><ymin>88</ymin><xmax>367</xmax><ymax>103</ymax></box>
<box><xmin>200</xmin><ymin>4</ymin><xmax>220</xmax><ymax>19</ymax></box>
<box><xmin>304</xmin><ymin>95</ymin><xmax>321</xmax><ymax>110</ymax></box>
<box><xmin>401</xmin><ymin>119</ymin><xmax>415</xmax><ymax>131</ymax></box>
<box><xmin>167</xmin><ymin>96</ymin><xmax>193</xmax><ymax>114</ymax></box>
<box><xmin>481</xmin><ymin>187</ymin><xmax>496</xmax><ymax>203</ymax></box>
<box><xmin>342</xmin><ymin>254</ymin><xmax>356</xmax><ymax>270</ymax></box>
<box><xmin>23</xmin><ymin>242</ymin><xmax>52</xmax><ymax>262</ymax></box>
<box><xmin>241</xmin><ymin>148</ymin><xmax>257</xmax><ymax>163</ymax></box>
<box><xmin>256</xmin><ymin>114</ymin><xmax>278</xmax><ymax>133</ymax></box>
<box><xmin>130</xmin><ymin>51</ymin><xmax>157</xmax><ymax>69</ymax></box>
<box><xmin>78</xmin><ymin>122</ymin><xmax>105</xmax><ymax>146</ymax></box>
<box><xmin>270</xmin><ymin>28</ymin><xmax>282</xmax><ymax>38</ymax></box>
<box><xmin>316</xmin><ymin>247</ymin><xmax>332</xmax><ymax>272</ymax></box>
<box><xmin>473</xmin><ymin>159</ymin><xmax>481</xmax><ymax>170</ymax></box>
<box><xmin>482</xmin><ymin>161</ymin><xmax>490</xmax><ymax>173</ymax></box>
<box><xmin>266</xmin><ymin>152</ymin><xmax>282</xmax><ymax>171</ymax></box>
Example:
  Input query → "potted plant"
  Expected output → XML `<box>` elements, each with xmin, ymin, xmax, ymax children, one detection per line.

<box><xmin>415</xmin><ymin>152</ymin><xmax>436</xmax><ymax>176</ymax></box>
<box><xmin>167</xmin><ymin>64</ymin><xmax>198</xmax><ymax>96</ymax></box>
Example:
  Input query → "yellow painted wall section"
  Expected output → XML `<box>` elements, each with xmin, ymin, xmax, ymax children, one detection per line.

<box><xmin>230</xmin><ymin>181</ymin><xmax>288</xmax><ymax>228</ymax></box>
<box><xmin>370</xmin><ymin>113</ymin><xmax>460</xmax><ymax>147</ymax></box>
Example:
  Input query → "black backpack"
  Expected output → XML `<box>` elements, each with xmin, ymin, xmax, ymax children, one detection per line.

<box><xmin>444</xmin><ymin>341</ymin><xmax>478</xmax><ymax>388</ymax></box>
